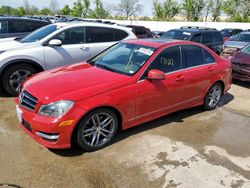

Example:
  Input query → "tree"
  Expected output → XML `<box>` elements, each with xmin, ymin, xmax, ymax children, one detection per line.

<box><xmin>49</xmin><ymin>0</ymin><xmax>59</xmax><ymax>14</ymax></box>
<box><xmin>70</xmin><ymin>0</ymin><xmax>91</xmax><ymax>17</ymax></box>
<box><xmin>182</xmin><ymin>0</ymin><xmax>205</xmax><ymax>21</ymax></box>
<box><xmin>115</xmin><ymin>0</ymin><xmax>142</xmax><ymax>19</ymax></box>
<box><xmin>0</xmin><ymin>6</ymin><xmax>12</xmax><ymax>15</ymax></box>
<box><xmin>152</xmin><ymin>0</ymin><xmax>180</xmax><ymax>20</ymax></box>
<box><xmin>90</xmin><ymin>0</ymin><xmax>109</xmax><ymax>18</ymax></box>
<box><xmin>211</xmin><ymin>0</ymin><xmax>222</xmax><ymax>21</ymax></box>
<box><xmin>222</xmin><ymin>0</ymin><xmax>249</xmax><ymax>22</ymax></box>
<box><xmin>203</xmin><ymin>0</ymin><xmax>213</xmax><ymax>22</ymax></box>
<box><xmin>23</xmin><ymin>0</ymin><xmax>31</xmax><ymax>15</ymax></box>
<box><xmin>60</xmin><ymin>5</ymin><xmax>71</xmax><ymax>15</ymax></box>
<box><xmin>40</xmin><ymin>8</ymin><xmax>52</xmax><ymax>15</ymax></box>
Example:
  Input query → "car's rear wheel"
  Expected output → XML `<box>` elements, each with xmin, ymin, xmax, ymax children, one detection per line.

<box><xmin>76</xmin><ymin>108</ymin><xmax>118</xmax><ymax>152</ymax></box>
<box><xmin>2</xmin><ymin>64</ymin><xmax>37</xmax><ymax>96</ymax></box>
<box><xmin>204</xmin><ymin>83</ymin><xmax>223</xmax><ymax>110</ymax></box>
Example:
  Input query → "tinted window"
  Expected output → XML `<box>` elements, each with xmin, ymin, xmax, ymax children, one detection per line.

<box><xmin>183</xmin><ymin>45</ymin><xmax>204</xmax><ymax>67</ymax></box>
<box><xmin>191</xmin><ymin>34</ymin><xmax>201</xmax><ymax>43</ymax></box>
<box><xmin>21</xmin><ymin>24</ymin><xmax>58</xmax><ymax>43</ymax></box>
<box><xmin>149</xmin><ymin>46</ymin><xmax>182</xmax><ymax>73</ymax></box>
<box><xmin>25</xmin><ymin>21</ymin><xmax>48</xmax><ymax>32</ymax></box>
<box><xmin>114</xmin><ymin>29</ymin><xmax>128</xmax><ymax>40</ymax></box>
<box><xmin>202</xmin><ymin>33</ymin><xmax>213</xmax><ymax>43</ymax></box>
<box><xmin>228</xmin><ymin>33</ymin><xmax>250</xmax><ymax>42</ymax></box>
<box><xmin>86</xmin><ymin>27</ymin><xmax>114</xmax><ymax>43</ymax></box>
<box><xmin>53</xmin><ymin>27</ymin><xmax>84</xmax><ymax>45</ymax></box>
<box><xmin>161</xmin><ymin>30</ymin><xmax>191</xmax><ymax>40</ymax></box>
<box><xmin>9</xmin><ymin>20</ymin><xmax>27</xmax><ymax>33</ymax></box>
<box><xmin>0</xmin><ymin>21</ymin><xmax>8</xmax><ymax>34</ymax></box>
<box><xmin>203</xmin><ymin>49</ymin><xmax>215</xmax><ymax>64</ymax></box>
<box><xmin>135</xmin><ymin>27</ymin><xmax>146</xmax><ymax>35</ymax></box>
<box><xmin>213</xmin><ymin>32</ymin><xmax>223</xmax><ymax>42</ymax></box>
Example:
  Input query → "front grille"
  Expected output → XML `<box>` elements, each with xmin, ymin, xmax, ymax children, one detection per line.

<box><xmin>19</xmin><ymin>90</ymin><xmax>38</xmax><ymax>111</ymax></box>
<box><xmin>22</xmin><ymin>118</ymin><xmax>32</xmax><ymax>133</ymax></box>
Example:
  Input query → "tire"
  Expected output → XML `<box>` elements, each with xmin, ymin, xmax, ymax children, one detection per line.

<box><xmin>76</xmin><ymin>108</ymin><xmax>118</xmax><ymax>152</ymax></box>
<box><xmin>2</xmin><ymin>63</ymin><xmax>37</xmax><ymax>96</ymax></box>
<box><xmin>204</xmin><ymin>83</ymin><xmax>223</xmax><ymax>110</ymax></box>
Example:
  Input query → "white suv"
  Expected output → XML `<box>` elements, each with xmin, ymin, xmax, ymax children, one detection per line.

<box><xmin>0</xmin><ymin>22</ymin><xmax>136</xmax><ymax>95</ymax></box>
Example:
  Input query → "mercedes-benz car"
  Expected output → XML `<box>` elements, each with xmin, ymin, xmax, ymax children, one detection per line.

<box><xmin>16</xmin><ymin>39</ymin><xmax>232</xmax><ymax>151</ymax></box>
<box><xmin>0</xmin><ymin>22</ymin><xmax>136</xmax><ymax>96</ymax></box>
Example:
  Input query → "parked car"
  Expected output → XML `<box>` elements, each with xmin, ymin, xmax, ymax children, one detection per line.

<box><xmin>123</xmin><ymin>25</ymin><xmax>153</xmax><ymax>38</ymax></box>
<box><xmin>0</xmin><ymin>17</ymin><xmax>50</xmax><ymax>38</ymax></box>
<box><xmin>152</xmin><ymin>31</ymin><xmax>165</xmax><ymax>38</ymax></box>
<box><xmin>231</xmin><ymin>44</ymin><xmax>250</xmax><ymax>82</ymax></box>
<box><xmin>224</xmin><ymin>32</ymin><xmax>250</xmax><ymax>50</ymax></box>
<box><xmin>220</xmin><ymin>28</ymin><xmax>243</xmax><ymax>42</ymax></box>
<box><xmin>16</xmin><ymin>39</ymin><xmax>232</xmax><ymax>151</ymax></box>
<box><xmin>161</xmin><ymin>26</ymin><xmax>224</xmax><ymax>54</ymax></box>
<box><xmin>0</xmin><ymin>22</ymin><xmax>136</xmax><ymax>96</ymax></box>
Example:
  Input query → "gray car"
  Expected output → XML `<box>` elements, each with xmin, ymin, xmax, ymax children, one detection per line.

<box><xmin>224</xmin><ymin>32</ymin><xmax>250</xmax><ymax>49</ymax></box>
<box><xmin>0</xmin><ymin>22</ymin><xmax>136</xmax><ymax>96</ymax></box>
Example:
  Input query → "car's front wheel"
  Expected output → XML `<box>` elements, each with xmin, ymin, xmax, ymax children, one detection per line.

<box><xmin>76</xmin><ymin>108</ymin><xmax>118</xmax><ymax>152</ymax></box>
<box><xmin>2</xmin><ymin>64</ymin><xmax>37</xmax><ymax>96</ymax></box>
<box><xmin>204</xmin><ymin>83</ymin><xmax>223</xmax><ymax>110</ymax></box>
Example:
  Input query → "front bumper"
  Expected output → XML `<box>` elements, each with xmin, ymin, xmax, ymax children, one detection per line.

<box><xmin>232</xmin><ymin>64</ymin><xmax>250</xmax><ymax>82</ymax></box>
<box><xmin>17</xmin><ymin>103</ymin><xmax>86</xmax><ymax>149</ymax></box>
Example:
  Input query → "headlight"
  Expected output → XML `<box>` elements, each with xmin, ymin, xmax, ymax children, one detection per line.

<box><xmin>38</xmin><ymin>100</ymin><xmax>74</xmax><ymax>117</ymax></box>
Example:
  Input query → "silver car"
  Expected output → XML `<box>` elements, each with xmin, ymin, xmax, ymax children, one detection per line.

<box><xmin>224</xmin><ymin>32</ymin><xmax>250</xmax><ymax>49</ymax></box>
<box><xmin>0</xmin><ymin>22</ymin><xmax>136</xmax><ymax>96</ymax></box>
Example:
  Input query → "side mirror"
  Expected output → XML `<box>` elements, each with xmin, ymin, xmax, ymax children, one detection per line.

<box><xmin>146</xmin><ymin>69</ymin><xmax>165</xmax><ymax>80</ymax></box>
<box><xmin>48</xmin><ymin>39</ymin><xmax>62</xmax><ymax>47</ymax></box>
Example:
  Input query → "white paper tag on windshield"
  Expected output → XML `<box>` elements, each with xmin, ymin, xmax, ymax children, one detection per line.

<box><xmin>138</xmin><ymin>48</ymin><xmax>154</xmax><ymax>56</ymax></box>
<box><xmin>183</xmin><ymin>32</ymin><xmax>191</xmax><ymax>36</ymax></box>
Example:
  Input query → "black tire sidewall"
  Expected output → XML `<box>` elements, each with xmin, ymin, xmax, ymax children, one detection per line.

<box><xmin>2</xmin><ymin>63</ymin><xmax>36</xmax><ymax>96</ymax></box>
<box><xmin>204</xmin><ymin>83</ymin><xmax>222</xmax><ymax>110</ymax></box>
<box><xmin>76</xmin><ymin>108</ymin><xmax>118</xmax><ymax>152</ymax></box>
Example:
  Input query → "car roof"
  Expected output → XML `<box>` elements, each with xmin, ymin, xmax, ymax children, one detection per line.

<box><xmin>124</xmin><ymin>38</ymin><xmax>200</xmax><ymax>48</ymax></box>
<box><xmin>171</xmin><ymin>28</ymin><xmax>218</xmax><ymax>34</ymax></box>
<box><xmin>52</xmin><ymin>21</ymin><xmax>133</xmax><ymax>32</ymax></box>
<box><xmin>0</xmin><ymin>17</ymin><xmax>49</xmax><ymax>23</ymax></box>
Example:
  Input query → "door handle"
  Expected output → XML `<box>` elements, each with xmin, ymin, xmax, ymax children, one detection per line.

<box><xmin>207</xmin><ymin>66</ymin><xmax>214</xmax><ymax>71</ymax></box>
<box><xmin>80</xmin><ymin>46</ymin><xmax>89</xmax><ymax>51</ymax></box>
<box><xmin>175</xmin><ymin>75</ymin><xmax>184</xmax><ymax>81</ymax></box>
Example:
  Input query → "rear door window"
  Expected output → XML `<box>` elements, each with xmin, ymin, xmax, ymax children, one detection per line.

<box><xmin>202</xmin><ymin>33</ymin><xmax>213</xmax><ymax>43</ymax></box>
<box><xmin>0</xmin><ymin>21</ymin><xmax>8</xmax><ymax>34</ymax></box>
<box><xmin>113</xmin><ymin>29</ymin><xmax>128</xmax><ymax>41</ymax></box>
<box><xmin>8</xmin><ymin>20</ymin><xmax>27</xmax><ymax>33</ymax></box>
<box><xmin>183</xmin><ymin>45</ymin><xmax>204</xmax><ymax>68</ymax></box>
<box><xmin>86</xmin><ymin>27</ymin><xmax>114</xmax><ymax>43</ymax></box>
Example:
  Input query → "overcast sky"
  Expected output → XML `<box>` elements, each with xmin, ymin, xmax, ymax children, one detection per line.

<box><xmin>0</xmin><ymin>0</ymin><xmax>153</xmax><ymax>16</ymax></box>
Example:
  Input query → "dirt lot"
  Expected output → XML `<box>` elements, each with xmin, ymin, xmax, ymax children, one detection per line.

<box><xmin>0</xmin><ymin>81</ymin><xmax>250</xmax><ymax>188</ymax></box>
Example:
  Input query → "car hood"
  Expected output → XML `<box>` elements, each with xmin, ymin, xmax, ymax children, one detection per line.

<box><xmin>0</xmin><ymin>37</ymin><xmax>35</xmax><ymax>52</ymax></box>
<box><xmin>231</xmin><ymin>51</ymin><xmax>250</xmax><ymax>64</ymax></box>
<box><xmin>23</xmin><ymin>63</ymin><xmax>133</xmax><ymax>104</ymax></box>
<box><xmin>224</xmin><ymin>41</ymin><xmax>249</xmax><ymax>49</ymax></box>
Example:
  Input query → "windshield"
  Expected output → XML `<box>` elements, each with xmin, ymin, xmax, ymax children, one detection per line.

<box><xmin>20</xmin><ymin>24</ymin><xmax>58</xmax><ymax>43</ymax></box>
<box><xmin>228</xmin><ymin>33</ymin><xmax>250</xmax><ymax>42</ymax></box>
<box><xmin>161</xmin><ymin>30</ymin><xmax>191</xmax><ymax>40</ymax></box>
<box><xmin>220</xmin><ymin>29</ymin><xmax>232</xmax><ymax>37</ymax></box>
<box><xmin>241</xmin><ymin>44</ymin><xmax>250</xmax><ymax>54</ymax></box>
<box><xmin>89</xmin><ymin>43</ymin><xmax>156</xmax><ymax>76</ymax></box>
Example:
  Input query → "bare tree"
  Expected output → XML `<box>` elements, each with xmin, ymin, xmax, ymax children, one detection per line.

<box><xmin>23</xmin><ymin>0</ymin><xmax>30</xmax><ymax>15</ymax></box>
<box><xmin>115</xmin><ymin>0</ymin><xmax>143</xmax><ymax>19</ymax></box>
<box><xmin>50</xmin><ymin>0</ymin><xmax>60</xmax><ymax>15</ymax></box>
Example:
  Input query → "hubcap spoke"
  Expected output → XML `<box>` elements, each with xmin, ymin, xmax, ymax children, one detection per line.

<box><xmin>82</xmin><ymin>112</ymin><xmax>115</xmax><ymax>148</ymax></box>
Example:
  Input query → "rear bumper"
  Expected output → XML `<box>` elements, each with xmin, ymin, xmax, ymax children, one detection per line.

<box><xmin>17</xmin><ymin>103</ymin><xmax>86</xmax><ymax>149</ymax></box>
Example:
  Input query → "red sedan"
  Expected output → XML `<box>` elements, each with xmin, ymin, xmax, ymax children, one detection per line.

<box><xmin>16</xmin><ymin>39</ymin><xmax>232</xmax><ymax>151</ymax></box>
